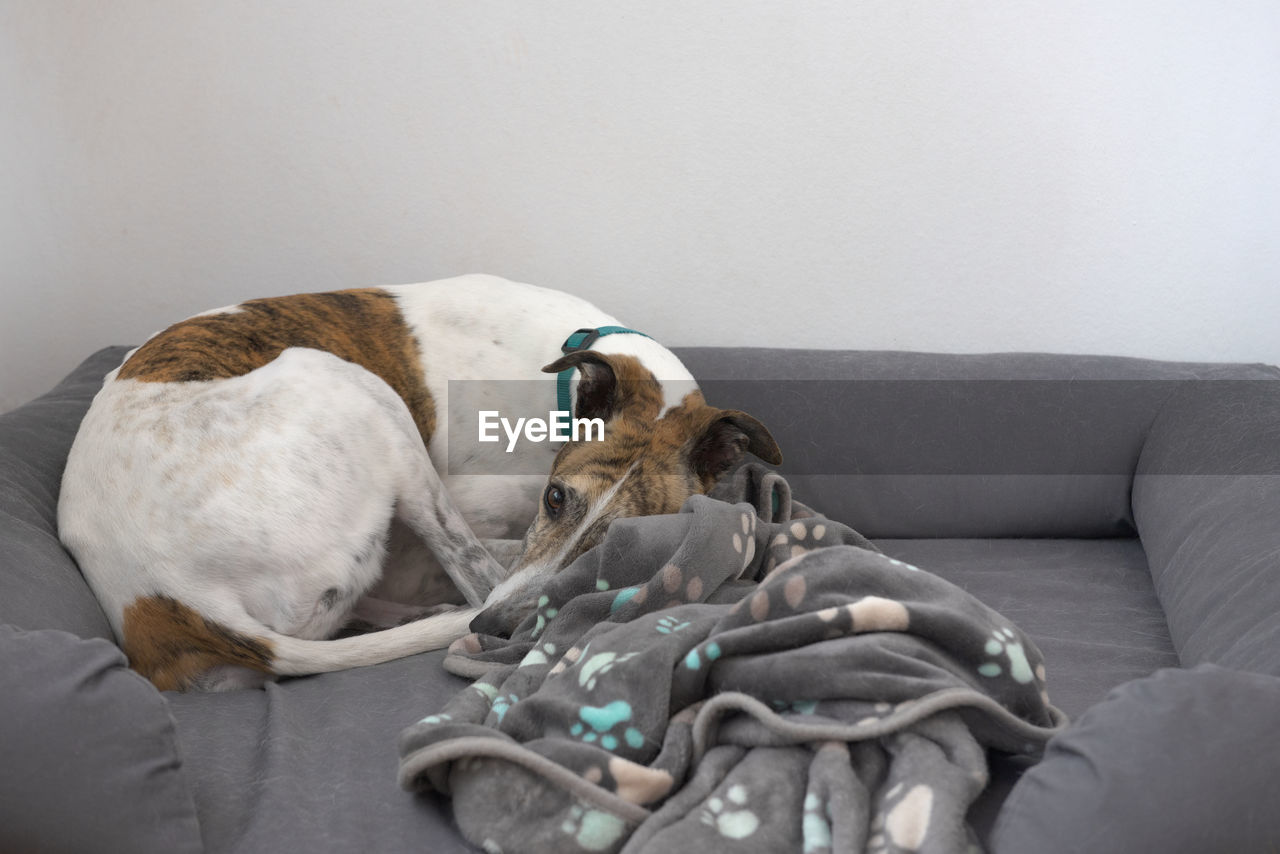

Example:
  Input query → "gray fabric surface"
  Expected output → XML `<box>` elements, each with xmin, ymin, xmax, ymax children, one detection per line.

<box><xmin>0</xmin><ymin>346</ymin><xmax>125</xmax><ymax>639</ymax></box>
<box><xmin>399</xmin><ymin>472</ymin><xmax>1067</xmax><ymax>853</ymax></box>
<box><xmin>3</xmin><ymin>345</ymin><xmax>1278</xmax><ymax>854</ymax></box>
<box><xmin>167</xmin><ymin>651</ymin><xmax>478</xmax><ymax>854</ymax></box>
<box><xmin>0</xmin><ymin>624</ymin><xmax>203</xmax><ymax>854</ymax></box>
<box><xmin>876</xmin><ymin>539</ymin><xmax>1179</xmax><ymax>719</ymax></box>
<box><xmin>162</xmin><ymin>535</ymin><xmax>1175</xmax><ymax>854</ymax></box>
<box><xmin>789</xmin><ymin>474</ymin><xmax>1139</xmax><ymax>541</ymax></box>
<box><xmin>991</xmin><ymin>664</ymin><xmax>1280</xmax><ymax>853</ymax></box>
<box><xmin>871</xmin><ymin>538</ymin><xmax>1182</xmax><ymax>845</ymax></box>
<box><xmin>673</xmin><ymin>347</ymin><xmax>1280</xmax><ymax>539</ymax></box>
<box><xmin>1133</xmin><ymin>376</ymin><xmax>1280</xmax><ymax>675</ymax></box>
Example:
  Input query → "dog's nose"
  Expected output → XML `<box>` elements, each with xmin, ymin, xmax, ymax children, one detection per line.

<box><xmin>469</xmin><ymin>604</ymin><xmax>515</xmax><ymax>639</ymax></box>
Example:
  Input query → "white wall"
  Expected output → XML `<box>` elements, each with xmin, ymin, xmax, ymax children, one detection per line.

<box><xmin>3</xmin><ymin>1</ymin><xmax>1278</xmax><ymax>411</ymax></box>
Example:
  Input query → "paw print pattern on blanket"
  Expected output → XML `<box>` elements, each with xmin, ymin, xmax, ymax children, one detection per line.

<box><xmin>578</xmin><ymin>650</ymin><xmax>639</xmax><ymax>690</ymax></box>
<box><xmin>802</xmin><ymin>792</ymin><xmax>833</xmax><ymax>854</ymax></box>
<box><xmin>762</xmin><ymin>520</ymin><xmax>825</xmax><ymax>576</ymax></box>
<box><xmin>869</xmin><ymin>782</ymin><xmax>934</xmax><ymax>853</ymax></box>
<box><xmin>759</xmin><ymin>516</ymin><xmax>871</xmax><ymax>580</ymax></box>
<box><xmin>559</xmin><ymin>802</ymin><xmax>627</xmax><ymax>852</ymax></box>
<box><xmin>417</xmin><ymin>712</ymin><xmax>452</xmax><ymax>726</ymax></box>
<box><xmin>731</xmin><ymin>511</ymin><xmax>758</xmax><ymax>572</ymax></box>
<box><xmin>610</xmin><ymin>585</ymin><xmax>646</xmax><ymax>614</ymax></box>
<box><xmin>531</xmin><ymin>595</ymin><xmax>560</xmax><ymax>638</ymax></box>
<box><xmin>491</xmin><ymin>693</ymin><xmax>518</xmax><ymax>724</ymax></box>
<box><xmin>978</xmin><ymin>627</ymin><xmax>1034</xmax><ymax>683</ymax></box>
<box><xmin>568</xmin><ymin>700</ymin><xmax>645</xmax><ymax>751</ymax></box>
<box><xmin>683</xmin><ymin>641</ymin><xmax>722</xmax><ymax>671</ymax></box>
<box><xmin>548</xmin><ymin>645</ymin><xmax>583</xmax><ymax>677</ymax></box>
<box><xmin>519</xmin><ymin>642</ymin><xmax>557</xmax><ymax>668</ymax></box>
<box><xmin>471</xmin><ymin>681</ymin><xmax>499</xmax><ymax>704</ymax></box>
<box><xmin>700</xmin><ymin>783</ymin><xmax>760</xmax><ymax>840</ymax></box>
<box><xmin>655</xmin><ymin>615</ymin><xmax>690</xmax><ymax>634</ymax></box>
<box><xmin>659</xmin><ymin>562</ymin><xmax>704</xmax><ymax>606</ymax></box>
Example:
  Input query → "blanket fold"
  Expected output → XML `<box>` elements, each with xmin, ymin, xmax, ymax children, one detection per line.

<box><xmin>398</xmin><ymin>465</ymin><xmax>1067</xmax><ymax>853</ymax></box>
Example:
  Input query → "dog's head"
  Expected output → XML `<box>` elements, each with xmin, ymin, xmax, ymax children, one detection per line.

<box><xmin>470</xmin><ymin>351</ymin><xmax>781</xmax><ymax>636</ymax></box>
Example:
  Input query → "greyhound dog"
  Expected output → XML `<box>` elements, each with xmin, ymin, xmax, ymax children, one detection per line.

<box><xmin>58</xmin><ymin>275</ymin><xmax>780</xmax><ymax>691</ymax></box>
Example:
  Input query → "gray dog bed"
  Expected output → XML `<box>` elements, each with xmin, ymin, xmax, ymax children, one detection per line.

<box><xmin>2</xmin><ymin>346</ymin><xmax>1279</xmax><ymax>853</ymax></box>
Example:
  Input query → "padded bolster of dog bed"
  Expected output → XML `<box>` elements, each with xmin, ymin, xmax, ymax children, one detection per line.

<box><xmin>0</xmin><ymin>346</ymin><xmax>131</xmax><ymax>641</ymax></box>
<box><xmin>1133</xmin><ymin>369</ymin><xmax>1280</xmax><ymax>675</ymax></box>
<box><xmin>676</xmin><ymin>347</ymin><xmax>1279</xmax><ymax>539</ymax></box>
<box><xmin>0</xmin><ymin>623</ymin><xmax>203</xmax><ymax>854</ymax></box>
<box><xmin>991</xmin><ymin>664</ymin><xmax>1280</xmax><ymax>853</ymax></box>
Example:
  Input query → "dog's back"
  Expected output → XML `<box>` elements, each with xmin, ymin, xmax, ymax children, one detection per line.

<box><xmin>57</xmin><ymin>276</ymin><xmax>622</xmax><ymax>688</ymax></box>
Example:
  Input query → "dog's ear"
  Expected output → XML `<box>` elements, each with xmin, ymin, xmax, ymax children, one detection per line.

<box><xmin>542</xmin><ymin>351</ymin><xmax>664</xmax><ymax>423</ymax></box>
<box><xmin>542</xmin><ymin>351</ymin><xmax>620</xmax><ymax>422</ymax></box>
<box><xmin>688</xmin><ymin>409</ymin><xmax>783</xmax><ymax>487</ymax></box>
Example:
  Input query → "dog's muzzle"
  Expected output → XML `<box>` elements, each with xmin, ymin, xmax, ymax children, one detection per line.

<box><xmin>469</xmin><ymin>602</ymin><xmax>523</xmax><ymax>638</ymax></box>
<box><xmin>469</xmin><ymin>565</ymin><xmax>549</xmax><ymax>638</ymax></box>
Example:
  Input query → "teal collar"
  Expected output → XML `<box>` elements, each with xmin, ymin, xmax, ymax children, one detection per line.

<box><xmin>557</xmin><ymin>326</ymin><xmax>651</xmax><ymax>415</ymax></box>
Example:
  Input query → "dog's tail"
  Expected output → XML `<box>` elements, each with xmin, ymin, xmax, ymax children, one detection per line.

<box><xmin>264</xmin><ymin>608</ymin><xmax>478</xmax><ymax>676</ymax></box>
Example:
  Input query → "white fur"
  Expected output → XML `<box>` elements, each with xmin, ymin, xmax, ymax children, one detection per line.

<box><xmin>57</xmin><ymin>274</ymin><xmax>696</xmax><ymax>685</ymax></box>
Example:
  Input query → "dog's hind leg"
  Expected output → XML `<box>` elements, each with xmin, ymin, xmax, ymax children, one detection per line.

<box><xmin>281</xmin><ymin>347</ymin><xmax>509</xmax><ymax>609</ymax></box>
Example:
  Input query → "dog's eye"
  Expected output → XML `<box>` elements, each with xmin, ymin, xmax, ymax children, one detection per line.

<box><xmin>544</xmin><ymin>484</ymin><xmax>566</xmax><ymax>516</ymax></box>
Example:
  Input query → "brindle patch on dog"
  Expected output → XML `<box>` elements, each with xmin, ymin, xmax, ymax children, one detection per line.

<box><xmin>557</xmin><ymin>388</ymin><xmax>768</xmax><ymax>495</ymax></box>
<box><xmin>117</xmin><ymin>288</ymin><xmax>436</xmax><ymax>442</ymax></box>
<box><xmin>122</xmin><ymin>594</ymin><xmax>275</xmax><ymax>691</ymax></box>
<box><xmin>522</xmin><ymin>389</ymin><xmax>780</xmax><ymax>572</ymax></box>
<box><xmin>561</xmin><ymin>351</ymin><xmax>668</xmax><ymax>425</ymax></box>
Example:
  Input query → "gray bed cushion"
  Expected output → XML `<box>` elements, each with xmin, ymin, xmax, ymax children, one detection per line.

<box><xmin>1134</xmin><ymin>376</ymin><xmax>1280</xmax><ymax>676</ymax></box>
<box><xmin>991</xmin><ymin>665</ymin><xmax>1280</xmax><ymax>853</ymax></box>
<box><xmin>5</xmin><ymin>346</ymin><xmax>1274</xmax><ymax>853</ymax></box>
<box><xmin>166</xmin><ymin>650</ymin><xmax>478</xmax><ymax>854</ymax></box>
<box><xmin>163</xmin><ymin>536</ymin><xmax>1176</xmax><ymax>852</ymax></box>
<box><xmin>0</xmin><ymin>624</ymin><xmax>203</xmax><ymax>854</ymax></box>
<box><xmin>0</xmin><ymin>346</ymin><xmax>126</xmax><ymax>640</ymax></box>
<box><xmin>674</xmin><ymin>347</ymin><xmax>1280</xmax><ymax>539</ymax></box>
<box><xmin>876</xmin><ymin>538</ymin><xmax>1179</xmax><ymax>719</ymax></box>
<box><xmin>0</xmin><ymin>348</ymin><xmax>202</xmax><ymax>852</ymax></box>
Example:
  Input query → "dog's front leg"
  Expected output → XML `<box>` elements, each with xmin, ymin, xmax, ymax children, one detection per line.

<box><xmin>394</xmin><ymin>460</ymin><xmax>510</xmax><ymax>607</ymax></box>
<box><xmin>347</xmin><ymin>596</ymin><xmax>464</xmax><ymax>631</ymax></box>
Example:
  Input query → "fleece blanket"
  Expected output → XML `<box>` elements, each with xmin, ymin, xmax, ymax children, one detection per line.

<box><xmin>398</xmin><ymin>467</ymin><xmax>1068</xmax><ymax>854</ymax></box>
